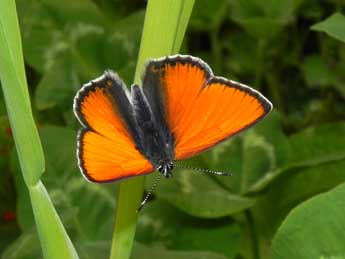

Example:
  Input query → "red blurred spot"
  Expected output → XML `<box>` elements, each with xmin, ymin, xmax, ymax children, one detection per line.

<box><xmin>1</xmin><ymin>211</ymin><xmax>16</xmax><ymax>222</ymax></box>
<box><xmin>5</xmin><ymin>127</ymin><xmax>12</xmax><ymax>137</ymax></box>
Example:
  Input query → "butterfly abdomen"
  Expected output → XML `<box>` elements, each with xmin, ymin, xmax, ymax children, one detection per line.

<box><xmin>131</xmin><ymin>84</ymin><xmax>174</xmax><ymax>169</ymax></box>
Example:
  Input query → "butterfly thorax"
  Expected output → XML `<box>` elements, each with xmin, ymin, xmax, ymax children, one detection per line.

<box><xmin>131</xmin><ymin>84</ymin><xmax>174</xmax><ymax>176</ymax></box>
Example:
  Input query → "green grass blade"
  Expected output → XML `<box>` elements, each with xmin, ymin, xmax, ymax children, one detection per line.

<box><xmin>0</xmin><ymin>0</ymin><xmax>44</xmax><ymax>186</ymax></box>
<box><xmin>171</xmin><ymin>0</ymin><xmax>196</xmax><ymax>54</ymax></box>
<box><xmin>29</xmin><ymin>181</ymin><xmax>79</xmax><ymax>259</ymax></box>
<box><xmin>0</xmin><ymin>0</ymin><xmax>79</xmax><ymax>258</ymax></box>
<box><xmin>133</xmin><ymin>0</ymin><xmax>195</xmax><ymax>83</ymax></box>
<box><xmin>110</xmin><ymin>1</ymin><xmax>195</xmax><ymax>259</ymax></box>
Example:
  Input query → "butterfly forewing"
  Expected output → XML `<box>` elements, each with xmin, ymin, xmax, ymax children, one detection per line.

<box><xmin>74</xmin><ymin>72</ymin><xmax>154</xmax><ymax>182</ymax></box>
<box><xmin>142</xmin><ymin>55</ymin><xmax>272</xmax><ymax>160</ymax></box>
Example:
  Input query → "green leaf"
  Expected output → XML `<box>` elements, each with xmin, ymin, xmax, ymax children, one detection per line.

<box><xmin>100</xmin><ymin>11</ymin><xmax>145</xmax><ymax>84</ymax></box>
<box><xmin>133</xmin><ymin>0</ymin><xmax>195</xmax><ymax>83</ymax></box>
<box><xmin>39</xmin><ymin>126</ymin><xmax>116</xmax><ymax>241</ymax></box>
<box><xmin>11</xmin><ymin>125</ymin><xmax>116</xmax><ymax>242</ymax></box>
<box><xmin>195</xmin><ymin>113</ymin><xmax>345</xmax><ymax>199</ymax></box>
<box><xmin>0</xmin><ymin>0</ymin><xmax>44</xmax><ymax>186</ymax></box>
<box><xmin>77</xmin><ymin>240</ymin><xmax>231</xmax><ymax>259</ymax></box>
<box><xmin>35</xmin><ymin>53</ymin><xmax>80</xmax><ymax>110</ymax></box>
<box><xmin>189</xmin><ymin>0</ymin><xmax>228</xmax><ymax>30</ymax></box>
<box><xmin>132</xmin><ymin>242</ymin><xmax>228</xmax><ymax>259</ymax></box>
<box><xmin>1</xmin><ymin>2</ymin><xmax>79</xmax><ymax>254</ymax></box>
<box><xmin>288</xmin><ymin>122</ymin><xmax>345</xmax><ymax>166</ymax></box>
<box><xmin>16</xmin><ymin>0</ymin><xmax>107</xmax><ymax>74</ymax></box>
<box><xmin>10</xmin><ymin>148</ymin><xmax>35</xmax><ymax>231</ymax></box>
<box><xmin>302</xmin><ymin>55</ymin><xmax>337</xmax><ymax>87</ymax></box>
<box><xmin>298</xmin><ymin>1</ymin><xmax>323</xmax><ymax>20</ymax></box>
<box><xmin>28</xmin><ymin>181</ymin><xmax>79</xmax><ymax>259</ymax></box>
<box><xmin>202</xmin><ymin>111</ymin><xmax>288</xmax><ymax>194</ymax></box>
<box><xmin>229</xmin><ymin>0</ymin><xmax>300</xmax><ymax>38</ymax></box>
<box><xmin>271</xmin><ymin>182</ymin><xmax>345</xmax><ymax>259</ymax></box>
<box><xmin>312</xmin><ymin>13</ymin><xmax>345</xmax><ymax>43</ymax></box>
<box><xmin>146</xmin><ymin>171</ymin><xmax>255</xmax><ymax>218</ymax></box>
<box><xmin>136</xmin><ymin>199</ymin><xmax>187</xmax><ymax>245</ymax></box>
<box><xmin>18</xmin><ymin>0</ymin><xmax>144</xmax><ymax>112</ymax></box>
<box><xmin>30</xmin><ymin>9</ymin><xmax>144</xmax><ymax>111</ymax></box>
<box><xmin>3</xmin><ymin>232</ymin><xmax>111</xmax><ymax>259</ymax></box>
<box><xmin>249</xmin><ymin>121</ymin><xmax>345</xmax><ymax>192</ymax></box>
<box><xmin>2</xmin><ymin>229</ymin><xmax>41</xmax><ymax>259</ymax></box>
<box><xmin>3</xmin><ymin>233</ymin><xmax>229</xmax><ymax>259</ymax></box>
<box><xmin>233</xmin><ymin>18</ymin><xmax>285</xmax><ymax>39</ymax></box>
<box><xmin>223</xmin><ymin>33</ymin><xmax>261</xmax><ymax>75</ymax></box>
<box><xmin>251</xmin><ymin>159</ymin><xmax>345</xmax><ymax>244</ymax></box>
<box><xmin>76</xmin><ymin>241</ymin><xmax>111</xmax><ymax>259</ymax></box>
<box><xmin>136</xmin><ymin>199</ymin><xmax>242</xmax><ymax>258</ymax></box>
<box><xmin>39</xmin><ymin>0</ymin><xmax>108</xmax><ymax>27</ymax></box>
<box><xmin>203</xmin><ymin>137</ymin><xmax>244</xmax><ymax>194</ymax></box>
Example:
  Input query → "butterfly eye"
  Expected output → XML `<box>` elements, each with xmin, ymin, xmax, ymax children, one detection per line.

<box><xmin>157</xmin><ymin>164</ymin><xmax>163</xmax><ymax>172</ymax></box>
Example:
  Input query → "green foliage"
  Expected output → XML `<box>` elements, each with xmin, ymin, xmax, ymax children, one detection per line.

<box><xmin>229</xmin><ymin>0</ymin><xmax>301</xmax><ymax>39</ymax></box>
<box><xmin>0</xmin><ymin>0</ymin><xmax>78</xmax><ymax>258</ymax></box>
<box><xmin>271</xmin><ymin>182</ymin><xmax>345</xmax><ymax>259</ymax></box>
<box><xmin>131</xmin><ymin>242</ymin><xmax>228</xmax><ymax>259</ymax></box>
<box><xmin>5</xmin><ymin>126</ymin><xmax>116</xmax><ymax>257</ymax></box>
<box><xmin>145</xmin><ymin>170</ymin><xmax>256</xmax><ymax>218</ymax></box>
<box><xmin>136</xmin><ymin>200</ymin><xmax>242</xmax><ymax>258</ymax></box>
<box><xmin>0</xmin><ymin>0</ymin><xmax>345</xmax><ymax>258</ymax></box>
<box><xmin>312</xmin><ymin>13</ymin><xmax>345</xmax><ymax>43</ymax></box>
<box><xmin>0</xmin><ymin>0</ymin><xmax>44</xmax><ymax>186</ymax></box>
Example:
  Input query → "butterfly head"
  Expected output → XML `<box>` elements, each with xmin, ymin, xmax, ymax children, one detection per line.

<box><xmin>157</xmin><ymin>160</ymin><xmax>174</xmax><ymax>178</ymax></box>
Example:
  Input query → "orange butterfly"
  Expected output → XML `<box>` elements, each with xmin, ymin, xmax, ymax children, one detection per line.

<box><xmin>73</xmin><ymin>55</ymin><xmax>272</xmax><ymax>183</ymax></box>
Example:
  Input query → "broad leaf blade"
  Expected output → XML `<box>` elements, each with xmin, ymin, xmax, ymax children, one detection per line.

<box><xmin>147</xmin><ymin>171</ymin><xmax>255</xmax><ymax>218</ymax></box>
<box><xmin>271</xmin><ymin>182</ymin><xmax>345</xmax><ymax>259</ymax></box>
<box><xmin>312</xmin><ymin>13</ymin><xmax>345</xmax><ymax>43</ymax></box>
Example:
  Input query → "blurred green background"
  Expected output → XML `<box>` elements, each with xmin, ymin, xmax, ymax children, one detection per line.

<box><xmin>1</xmin><ymin>0</ymin><xmax>345</xmax><ymax>258</ymax></box>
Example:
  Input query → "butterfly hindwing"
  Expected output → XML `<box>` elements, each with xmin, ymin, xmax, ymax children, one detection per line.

<box><xmin>142</xmin><ymin>55</ymin><xmax>273</xmax><ymax>160</ymax></box>
<box><xmin>77</xmin><ymin>129</ymin><xmax>153</xmax><ymax>182</ymax></box>
<box><xmin>74</xmin><ymin>71</ymin><xmax>154</xmax><ymax>182</ymax></box>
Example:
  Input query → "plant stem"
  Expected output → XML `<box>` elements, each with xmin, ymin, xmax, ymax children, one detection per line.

<box><xmin>254</xmin><ymin>39</ymin><xmax>266</xmax><ymax>89</ymax></box>
<box><xmin>109</xmin><ymin>1</ymin><xmax>195</xmax><ymax>259</ymax></box>
<box><xmin>245</xmin><ymin>209</ymin><xmax>260</xmax><ymax>259</ymax></box>
<box><xmin>266</xmin><ymin>72</ymin><xmax>283</xmax><ymax>111</ymax></box>
<box><xmin>210</xmin><ymin>27</ymin><xmax>222</xmax><ymax>73</ymax></box>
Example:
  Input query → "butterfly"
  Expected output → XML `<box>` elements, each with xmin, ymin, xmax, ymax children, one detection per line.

<box><xmin>73</xmin><ymin>55</ymin><xmax>272</xmax><ymax>183</ymax></box>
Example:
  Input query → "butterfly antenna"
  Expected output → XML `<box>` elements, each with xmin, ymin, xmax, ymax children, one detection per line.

<box><xmin>174</xmin><ymin>162</ymin><xmax>232</xmax><ymax>176</ymax></box>
<box><xmin>137</xmin><ymin>173</ymin><xmax>162</xmax><ymax>212</ymax></box>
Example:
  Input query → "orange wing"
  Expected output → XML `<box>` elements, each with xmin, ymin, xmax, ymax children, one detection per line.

<box><xmin>142</xmin><ymin>55</ymin><xmax>272</xmax><ymax>160</ymax></box>
<box><xmin>74</xmin><ymin>71</ymin><xmax>154</xmax><ymax>182</ymax></box>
